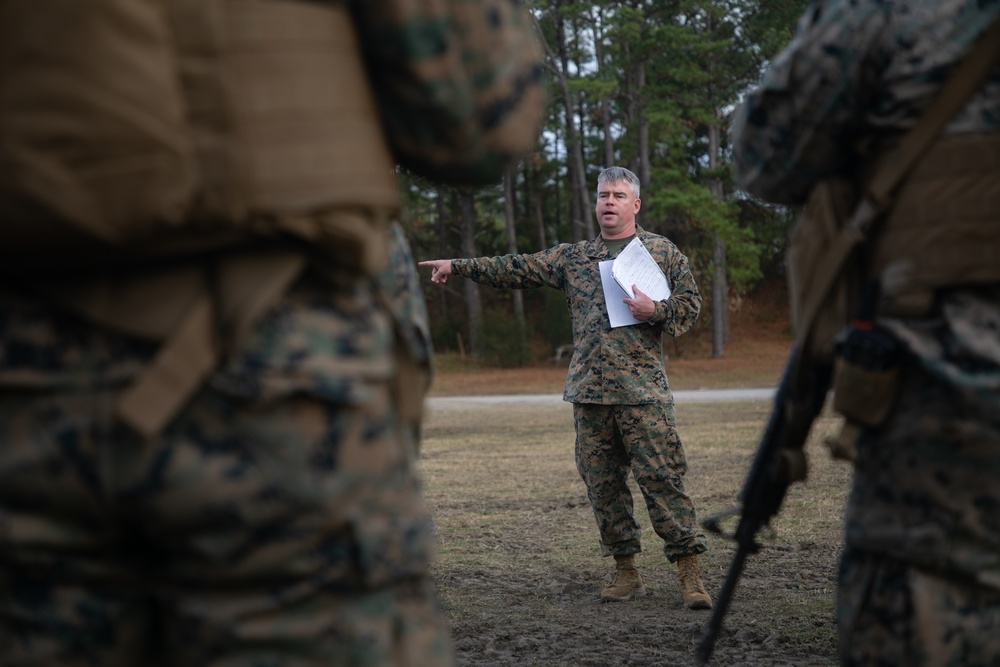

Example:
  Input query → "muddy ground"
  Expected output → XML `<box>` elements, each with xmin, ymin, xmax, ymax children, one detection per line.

<box><xmin>421</xmin><ymin>398</ymin><xmax>847</xmax><ymax>667</ymax></box>
<box><xmin>436</xmin><ymin>540</ymin><xmax>841</xmax><ymax>667</ymax></box>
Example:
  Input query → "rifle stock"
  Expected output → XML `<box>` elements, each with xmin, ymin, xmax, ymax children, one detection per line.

<box><xmin>695</xmin><ymin>344</ymin><xmax>832</xmax><ymax>665</ymax></box>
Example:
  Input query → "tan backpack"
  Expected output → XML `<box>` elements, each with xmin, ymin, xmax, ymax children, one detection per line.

<box><xmin>0</xmin><ymin>0</ymin><xmax>402</xmax><ymax>267</ymax></box>
<box><xmin>0</xmin><ymin>0</ymin><xmax>545</xmax><ymax>437</ymax></box>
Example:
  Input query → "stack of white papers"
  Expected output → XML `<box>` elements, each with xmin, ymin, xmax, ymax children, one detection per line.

<box><xmin>600</xmin><ymin>237</ymin><xmax>671</xmax><ymax>328</ymax></box>
<box><xmin>612</xmin><ymin>237</ymin><xmax>670</xmax><ymax>300</ymax></box>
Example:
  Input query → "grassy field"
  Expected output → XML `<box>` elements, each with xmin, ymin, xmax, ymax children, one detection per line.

<box><xmin>418</xmin><ymin>285</ymin><xmax>854</xmax><ymax>665</ymax></box>
<box><xmin>420</xmin><ymin>382</ymin><xmax>851</xmax><ymax>665</ymax></box>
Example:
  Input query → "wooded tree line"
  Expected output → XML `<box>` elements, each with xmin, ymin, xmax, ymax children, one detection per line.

<box><xmin>402</xmin><ymin>0</ymin><xmax>812</xmax><ymax>364</ymax></box>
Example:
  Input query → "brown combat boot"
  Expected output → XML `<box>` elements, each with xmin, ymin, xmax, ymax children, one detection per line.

<box><xmin>677</xmin><ymin>555</ymin><xmax>713</xmax><ymax>610</ymax></box>
<box><xmin>601</xmin><ymin>555</ymin><xmax>647</xmax><ymax>601</ymax></box>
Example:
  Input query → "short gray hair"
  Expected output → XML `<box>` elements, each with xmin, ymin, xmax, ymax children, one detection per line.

<box><xmin>597</xmin><ymin>167</ymin><xmax>640</xmax><ymax>199</ymax></box>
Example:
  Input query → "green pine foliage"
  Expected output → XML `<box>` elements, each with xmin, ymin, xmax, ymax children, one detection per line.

<box><xmin>402</xmin><ymin>0</ymin><xmax>811</xmax><ymax>362</ymax></box>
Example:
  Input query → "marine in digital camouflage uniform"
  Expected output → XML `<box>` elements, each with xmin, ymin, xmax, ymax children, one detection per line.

<box><xmin>732</xmin><ymin>2</ymin><xmax>1000</xmax><ymax>664</ymax></box>
<box><xmin>0</xmin><ymin>0</ymin><xmax>545</xmax><ymax>665</ymax></box>
<box><xmin>419</xmin><ymin>167</ymin><xmax>713</xmax><ymax>610</ymax></box>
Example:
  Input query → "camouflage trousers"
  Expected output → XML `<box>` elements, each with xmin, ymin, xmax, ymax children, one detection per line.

<box><xmin>838</xmin><ymin>548</ymin><xmax>1000</xmax><ymax>666</ymax></box>
<box><xmin>0</xmin><ymin>383</ymin><xmax>453</xmax><ymax>667</ymax></box>
<box><xmin>836</xmin><ymin>323</ymin><xmax>1000</xmax><ymax>667</ymax></box>
<box><xmin>572</xmin><ymin>402</ymin><xmax>707</xmax><ymax>562</ymax></box>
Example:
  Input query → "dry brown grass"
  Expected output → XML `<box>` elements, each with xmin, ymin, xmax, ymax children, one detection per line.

<box><xmin>421</xmin><ymin>398</ymin><xmax>850</xmax><ymax>666</ymax></box>
<box><xmin>419</xmin><ymin>284</ymin><xmax>849</xmax><ymax>665</ymax></box>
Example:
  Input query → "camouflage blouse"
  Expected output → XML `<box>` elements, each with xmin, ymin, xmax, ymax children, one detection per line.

<box><xmin>453</xmin><ymin>226</ymin><xmax>701</xmax><ymax>406</ymax></box>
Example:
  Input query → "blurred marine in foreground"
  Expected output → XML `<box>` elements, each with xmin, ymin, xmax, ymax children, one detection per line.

<box><xmin>732</xmin><ymin>1</ymin><xmax>1000</xmax><ymax>665</ymax></box>
<box><xmin>0</xmin><ymin>1</ymin><xmax>545</xmax><ymax>665</ymax></box>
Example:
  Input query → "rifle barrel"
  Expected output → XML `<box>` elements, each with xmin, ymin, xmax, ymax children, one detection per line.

<box><xmin>695</xmin><ymin>532</ymin><xmax>750</xmax><ymax>665</ymax></box>
<box><xmin>695</xmin><ymin>343</ymin><xmax>832</xmax><ymax>665</ymax></box>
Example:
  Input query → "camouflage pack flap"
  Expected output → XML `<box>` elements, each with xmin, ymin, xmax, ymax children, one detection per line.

<box><xmin>109</xmin><ymin>251</ymin><xmax>307</xmax><ymax>439</ymax></box>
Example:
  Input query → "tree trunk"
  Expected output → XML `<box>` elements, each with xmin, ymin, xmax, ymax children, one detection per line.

<box><xmin>636</xmin><ymin>59</ymin><xmax>650</xmax><ymax>228</ymax></box>
<box><xmin>708</xmin><ymin>122</ymin><xmax>729</xmax><ymax>358</ymax></box>
<box><xmin>621</xmin><ymin>38</ymin><xmax>641</xmax><ymax>178</ymax></box>
<box><xmin>589</xmin><ymin>6</ymin><xmax>614</xmax><ymax>167</ymax></box>
<box><xmin>504</xmin><ymin>171</ymin><xmax>527</xmax><ymax>346</ymax></box>
<box><xmin>531</xmin><ymin>162</ymin><xmax>547</xmax><ymax>249</ymax></box>
<box><xmin>434</xmin><ymin>186</ymin><xmax>450</xmax><ymax>320</ymax></box>
<box><xmin>459</xmin><ymin>190</ymin><xmax>484</xmax><ymax>356</ymax></box>
<box><xmin>568</xmin><ymin>160</ymin><xmax>582</xmax><ymax>243</ymax></box>
<box><xmin>552</xmin><ymin>4</ymin><xmax>592</xmax><ymax>242</ymax></box>
<box><xmin>554</xmin><ymin>157</ymin><xmax>564</xmax><ymax>243</ymax></box>
<box><xmin>711</xmin><ymin>237</ymin><xmax>727</xmax><ymax>358</ymax></box>
<box><xmin>575</xmin><ymin>98</ymin><xmax>595</xmax><ymax>239</ymax></box>
<box><xmin>601</xmin><ymin>102</ymin><xmax>615</xmax><ymax>169</ymax></box>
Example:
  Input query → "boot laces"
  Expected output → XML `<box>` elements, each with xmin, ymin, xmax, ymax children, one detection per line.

<box><xmin>679</xmin><ymin>558</ymin><xmax>707</xmax><ymax>593</ymax></box>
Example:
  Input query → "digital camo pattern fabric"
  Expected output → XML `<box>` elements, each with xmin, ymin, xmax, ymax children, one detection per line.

<box><xmin>376</xmin><ymin>224</ymin><xmax>434</xmax><ymax>381</ymax></box>
<box><xmin>451</xmin><ymin>225</ymin><xmax>702</xmax><ymax>406</ymax></box>
<box><xmin>373</xmin><ymin>223</ymin><xmax>435</xmax><ymax>446</ymax></box>
<box><xmin>732</xmin><ymin>2</ymin><xmax>1000</xmax><ymax>664</ymax></box>
<box><xmin>0</xmin><ymin>229</ymin><xmax>453</xmax><ymax>666</ymax></box>
<box><xmin>844</xmin><ymin>290</ymin><xmax>1000</xmax><ymax>586</ymax></box>
<box><xmin>838</xmin><ymin>547</ymin><xmax>1000</xmax><ymax>667</ymax></box>
<box><xmin>0</xmin><ymin>387</ymin><xmax>449</xmax><ymax>667</ymax></box>
<box><xmin>732</xmin><ymin>0</ymin><xmax>1000</xmax><ymax>206</ymax></box>
<box><xmin>837</xmin><ymin>336</ymin><xmax>1000</xmax><ymax>666</ymax></box>
<box><xmin>355</xmin><ymin>0</ymin><xmax>546</xmax><ymax>185</ymax></box>
<box><xmin>573</xmin><ymin>403</ymin><xmax>707</xmax><ymax>562</ymax></box>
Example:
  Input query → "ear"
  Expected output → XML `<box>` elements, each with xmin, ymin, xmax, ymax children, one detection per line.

<box><xmin>633</xmin><ymin>197</ymin><xmax>641</xmax><ymax>213</ymax></box>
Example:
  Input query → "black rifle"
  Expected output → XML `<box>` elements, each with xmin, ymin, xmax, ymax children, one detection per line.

<box><xmin>695</xmin><ymin>343</ymin><xmax>832</xmax><ymax>665</ymax></box>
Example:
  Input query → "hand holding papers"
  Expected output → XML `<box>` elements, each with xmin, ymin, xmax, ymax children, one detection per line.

<box><xmin>612</xmin><ymin>237</ymin><xmax>670</xmax><ymax>301</ymax></box>
<box><xmin>600</xmin><ymin>238</ymin><xmax>671</xmax><ymax>328</ymax></box>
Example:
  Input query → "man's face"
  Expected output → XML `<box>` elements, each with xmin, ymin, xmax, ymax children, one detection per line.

<box><xmin>595</xmin><ymin>180</ymin><xmax>640</xmax><ymax>239</ymax></box>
